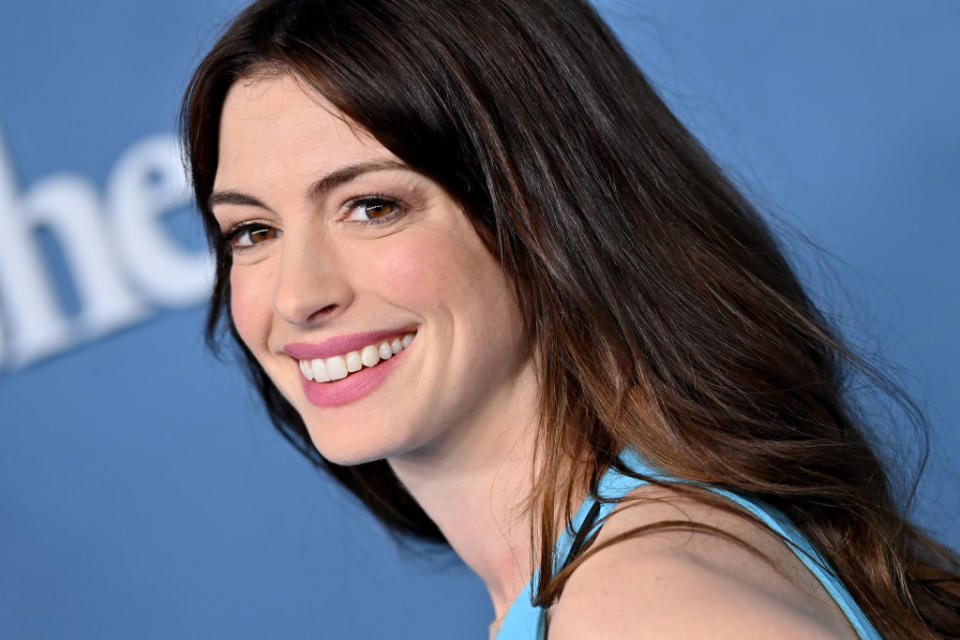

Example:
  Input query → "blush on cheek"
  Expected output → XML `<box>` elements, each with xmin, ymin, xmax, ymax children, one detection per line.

<box><xmin>373</xmin><ymin>227</ymin><xmax>498</xmax><ymax>301</ymax></box>
<box><xmin>371</xmin><ymin>237</ymin><xmax>454</xmax><ymax>299</ymax></box>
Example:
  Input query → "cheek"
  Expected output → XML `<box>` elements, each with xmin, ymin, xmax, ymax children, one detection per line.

<box><xmin>228</xmin><ymin>266</ymin><xmax>273</xmax><ymax>352</ymax></box>
<box><xmin>369</xmin><ymin>225</ymin><xmax>500</xmax><ymax>312</ymax></box>
<box><xmin>369</xmin><ymin>224</ymin><xmax>524</xmax><ymax>351</ymax></box>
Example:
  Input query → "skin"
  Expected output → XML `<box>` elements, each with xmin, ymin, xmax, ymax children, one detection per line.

<box><xmin>547</xmin><ymin>487</ymin><xmax>859</xmax><ymax>639</ymax></box>
<box><xmin>212</xmin><ymin>72</ymin><xmax>541</xmax><ymax>617</ymax></box>
<box><xmin>212</xmin><ymin>72</ymin><xmax>856</xmax><ymax>639</ymax></box>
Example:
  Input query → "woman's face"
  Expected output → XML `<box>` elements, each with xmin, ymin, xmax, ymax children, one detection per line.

<box><xmin>211</xmin><ymin>73</ymin><xmax>533</xmax><ymax>465</ymax></box>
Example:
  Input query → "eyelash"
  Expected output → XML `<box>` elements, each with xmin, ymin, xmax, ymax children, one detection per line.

<box><xmin>344</xmin><ymin>194</ymin><xmax>407</xmax><ymax>226</ymax></box>
<box><xmin>220</xmin><ymin>194</ymin><xmax>407</xmax><ymax>251</ymax></box>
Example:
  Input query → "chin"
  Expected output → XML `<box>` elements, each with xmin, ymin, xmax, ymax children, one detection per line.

<box><xmin>302</xmin><ymin>417</ymin><xmax>411</xmax><ymax>467</ymax></box>
<box><xmin>312</xmin><ymin>444</ymin><xmax>386</xmax><ymax>467</ymax></box>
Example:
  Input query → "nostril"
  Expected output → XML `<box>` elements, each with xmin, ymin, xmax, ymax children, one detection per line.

<box><xmin>304</xmin><ymin>304</ymin><xmax>339</xmax><ymax>323</ymax></box>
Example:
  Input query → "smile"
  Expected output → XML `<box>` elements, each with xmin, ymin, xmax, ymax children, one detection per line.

<box><xmin>297</xmin><ymin>332</ymin><xmax>416</xmax><ymax>382</ymax></box>
<box><xmin>291</xmin><ymin>330</ymin><xmax>417</xmax><ymax>409</ymax></box>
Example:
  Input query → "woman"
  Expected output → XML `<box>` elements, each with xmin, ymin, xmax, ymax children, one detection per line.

<box><xmin>181</xmin><ymin>0</ymin><xmax>960</xmax><ymax>637</ymax></box>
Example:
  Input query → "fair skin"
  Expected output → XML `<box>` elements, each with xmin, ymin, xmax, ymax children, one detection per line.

<box><xmin>212</xmin><ymin>72</ymin><xmax>539</xmax><ymax>616</ymax></box>
<box><xmin>213</xmin><ymin>72</ymin><xmax>855</xmax><ymax>639</ymax></box>
<box><xmin>547</xmin><ymin>488</ymin><xmax>859</xmax><ymax>639</ymax></box>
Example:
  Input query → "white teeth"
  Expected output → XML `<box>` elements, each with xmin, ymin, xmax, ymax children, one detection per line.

<box><xmin>297</xmin><ymin>331</ymin><xmax>416</xmax><ymax>383</ymax></box>
<box><xmin>311</xmin><ymin>358</ymin><xmax>329</xmax><ymax>383</ymax></box>
<box><xmin>326</xmin><ymin>356</ymin><xmax>348</xmax><ymax>380</ymax></box>
<box><xmin>345</xmin><ymin>351</ymin><xmax>362</xmax><ymax>373</ymax></box>
<box><xmin>361</xmin><ymin>345</ymin><xmax>380</xmax><ymax>367</ymax></box>
<box><xmin>299</xmin><ymin>359</ymin><xmax>314</xmax><ymax>381</ymax></box>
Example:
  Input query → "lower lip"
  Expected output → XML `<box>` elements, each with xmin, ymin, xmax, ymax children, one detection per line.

<box><xmin>300</xmin><ymin>342</ymin><xmax>411</xmax><ymax>408</ymax></box>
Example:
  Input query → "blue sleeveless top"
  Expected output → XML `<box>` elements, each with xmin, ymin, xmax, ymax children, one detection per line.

<box><xmin>496</xmin><ymin>448</ymin><xmax>882</xmax><ymax>639</ymax></box>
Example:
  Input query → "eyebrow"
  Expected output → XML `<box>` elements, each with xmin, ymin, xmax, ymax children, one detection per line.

<box><xmin>208</xmin><ymin>159</ymin><xmax>410</xmax><ymax>211</ymax></box>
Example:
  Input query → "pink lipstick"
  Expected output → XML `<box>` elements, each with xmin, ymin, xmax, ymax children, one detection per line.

<box><xmin>283</xmin><ymin>325</ymin><xmax>417</xmax><ymax>360</ymax></box>
<box><xmin>284</xmin><ymin>327</ymin><xmax>417</xmax><ymax>408</ymax></box>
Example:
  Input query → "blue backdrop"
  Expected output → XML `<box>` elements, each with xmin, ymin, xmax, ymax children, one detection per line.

<box><xmin>1</xmin><ymin>2</ymin><xmax>957</xmax><ymax>638</ymax></box>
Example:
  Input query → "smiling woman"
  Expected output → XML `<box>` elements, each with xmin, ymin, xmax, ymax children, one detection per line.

<box><xmin>211</xmin><ymin>73</ymin><xmax>532</xmax><ymax>463</ymax></box>
<box><xmin>181</xmin><ymin>1</ymin><xmax>960</xmax><ymax>639</ymax></box>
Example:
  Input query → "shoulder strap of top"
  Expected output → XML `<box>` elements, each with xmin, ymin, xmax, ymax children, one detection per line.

<box><xmin>530</xmin><ymin>448</ymin><xmax>882</xmax><ymax>640</ymax></box>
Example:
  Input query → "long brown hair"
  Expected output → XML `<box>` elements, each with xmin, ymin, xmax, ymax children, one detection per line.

<box><xmin>180</xmin><ymin>0</ymin><xmax>960</xmax><ymax>636</ymax></box>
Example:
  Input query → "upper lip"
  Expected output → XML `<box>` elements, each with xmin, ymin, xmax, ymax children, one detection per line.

<box><xmin>282</xmin><ymin>325</ymin><xmax>418</xmax><ymax>360</ymax></box>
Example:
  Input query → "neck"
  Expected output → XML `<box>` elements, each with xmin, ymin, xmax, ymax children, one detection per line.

<box><xmin>388</xmin><ymin>363</ymin><xmax>542</xmax><ymax>619</ymax></box>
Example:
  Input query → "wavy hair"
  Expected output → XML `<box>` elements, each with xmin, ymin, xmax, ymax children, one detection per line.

<box><xmin>181</xmin><ymin>1</ymin><xmax>960</xmax><ymax>636</ymax></box>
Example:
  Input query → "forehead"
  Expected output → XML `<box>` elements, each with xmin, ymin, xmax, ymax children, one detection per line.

<box><xmin>215</xmin><ymin>72</ymin><xmax>387</xmax><ymax>187</ymax></box>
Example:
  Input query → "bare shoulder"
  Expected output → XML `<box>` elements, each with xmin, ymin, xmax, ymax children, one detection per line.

<box><xmin>546</xmin><ymin>485</ymin><xmax>859</xmax><ymax>640</ymax></box>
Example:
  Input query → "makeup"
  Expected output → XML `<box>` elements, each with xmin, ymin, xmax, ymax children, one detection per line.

<box><xmin>300</xmin><ymin>345</ymin><xmax>410</xmax><ymax>407</ymax></box>
<box><xmin>284</xmin><ymin>327</ymin><xmax>417</xmax><ymax>408</ymax></box>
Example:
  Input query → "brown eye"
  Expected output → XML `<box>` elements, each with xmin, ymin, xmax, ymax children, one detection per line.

<box><xmin>364</xmin><ymin>201</ymin><xmax>395</xmax><ymax>219</ymax></box>
<box><xmin>226</xmin><ymin>224</ymin><xmax>280</xmax><ymax>248</ymax></box>
<box><xmin>345</xmin><ymin>197</ymin><xmax>404</xmax><ymax>224</ymax></box>
<box><xmin>247</xmin><ymin>227</ymin><xmax>278</xmax><ymax>243</ymax></box>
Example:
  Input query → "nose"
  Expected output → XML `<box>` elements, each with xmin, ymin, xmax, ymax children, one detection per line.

<box><xmin>271</xmin><ymin>231</ymin><xmax>354</xmax><ymax>327</ymax></box>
